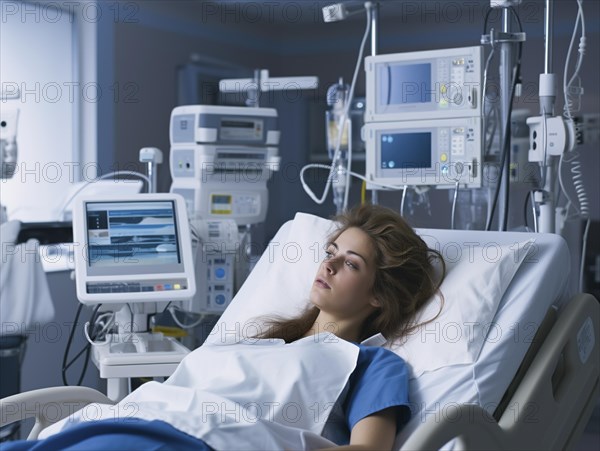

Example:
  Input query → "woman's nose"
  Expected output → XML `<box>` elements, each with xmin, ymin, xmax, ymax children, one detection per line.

<box><xmin>324</xmin><ymin>258</ymin><xmax>337</xmax><ymax>274</ymax></box>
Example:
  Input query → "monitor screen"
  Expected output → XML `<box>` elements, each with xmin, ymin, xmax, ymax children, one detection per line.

<box><xmin>379</xmin><ymin>63</ymin><xmax>432</xmax><ymax>106</ymax></box>
<box><xmin>73</xmin><ymin>194</ymin><xmax>196</xmax><ymax>304</ymax></box>
<box><xmin>380</xmin><ymin>132</ymin><xmax>432</xmax><ymax>170</ymax></box>
<box><xmin>85</xmin><ymin>200</ymin><xmax>182</xmax><ymax>276</ymax></box>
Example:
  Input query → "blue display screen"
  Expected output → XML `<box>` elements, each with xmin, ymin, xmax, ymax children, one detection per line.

<box><xmin>380</xmin><ymin>63</ymin><xmax>432</xmax><ymax>105</ymax></box>
<box><xmin>86</xmin><ymin>201</ymin><xmax>181</xmax><ymax>268</ymax></box>
<box><xmin>380</xmin><ymin>132</ymin><xmax>432</xmax><ymax>169</ymax></box>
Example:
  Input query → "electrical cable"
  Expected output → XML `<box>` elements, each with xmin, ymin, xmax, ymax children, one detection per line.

<box><xmin>62</xmin><ymin>303</ymin><xmax>83</xmax><ymax>385</ymax></box>
<box><xmin>485</xmin><ymin>59</ymin><xmax>520</xmax><ymax>231</ymax></box>
<box><xmin>62</xmin><ymin>304</ymin><xmax>102</xmax><ymax>386</ymax></box>
<box><xmin>57</xmin><ymin>171</ymin><xmax>151</xmax><ymax>221</ymax></box>
<box><xmin>482</xmin><ymin>32</ymin><xmax>497</xmax><ymax>158</ymax></box>
<box><xmin>485</xmin><ymin>8</ymin><xmax>523</xmax><ymax>231</ymax></box>
<box><xmin>523</xmin><ymin>190</ymin><xmax>530</xmax><ymax>230</ymax></box>
<box><xmin>580</xmin><ymin>218</ymin><xmax>590</xmax><ymax>292</ymax></box>
<box><xmin>560</xmin><ymin>0</ymin><xmax>589</xmax><ymax>292</ymax></box>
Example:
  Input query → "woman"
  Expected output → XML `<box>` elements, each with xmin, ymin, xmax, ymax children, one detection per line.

<box><xmin>4</xmin><ymin>204</ymin><xmax>444</xmax><ymax>451</ymax></box>
<box><xmin>255</xmin><ymin>203</ymin><xmax>445</xmax><ymax>450</ymax></box>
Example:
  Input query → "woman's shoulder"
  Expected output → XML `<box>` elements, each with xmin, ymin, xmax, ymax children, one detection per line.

<box><xmin>356</xmin><ymin>344</ymin><xmax>407</xmax><ymax>369</ymax></box>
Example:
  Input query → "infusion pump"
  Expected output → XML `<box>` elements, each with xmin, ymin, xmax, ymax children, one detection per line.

<box><xmin>364</xmin><ymin>117</ymin><xmax>482</xmax><ymax>189</ymax></box>
<box><xmin>364</xmin><ymin>46</ymin><xmax>483</xmax><ymax>189</ymax></box>
<box><xmin>365</xmin><ymin>46</ymin><xmax>483</xmax><ymax>122</ymax></box>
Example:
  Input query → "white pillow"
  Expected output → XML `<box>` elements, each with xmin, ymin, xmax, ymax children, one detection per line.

<box><xmin>207</xmin><ymin>213</ymin><xmax>334</xmax><ymax>343</ymax></box>
<box><xmin>389</xmin><ymin>233</ymin><xmax>534</xmax><ymax>377</ymax></box>
<box><xmin>207</xmin><ymin>213</ymin><xmax>534</xmax><ymax>377</ymax></box>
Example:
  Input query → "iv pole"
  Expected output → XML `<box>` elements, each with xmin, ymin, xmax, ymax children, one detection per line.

<box><xmin>482</xmin><ymin>1</ymin><xmax>526</xmax><ymax>231</ymax></box>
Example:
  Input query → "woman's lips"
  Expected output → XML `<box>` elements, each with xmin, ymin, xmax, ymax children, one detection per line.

<box><xmin>315</xmin><ymin>278</ymin><xmax>330</xmax><ymax>289</ymax></box>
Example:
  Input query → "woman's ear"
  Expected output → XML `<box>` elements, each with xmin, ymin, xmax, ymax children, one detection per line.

<box><xmin>370</xmin><ymin>297</ymin><xmax>382</xmax><ymax>308</ymax></box>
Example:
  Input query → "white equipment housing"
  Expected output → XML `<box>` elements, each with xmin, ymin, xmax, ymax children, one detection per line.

<box><xmin>364</xmin><ymin>117</ymin><xmax>482</xmax><ymax>188</ymax></box>
<box><xmin>189</xmin><ymin>219</ymin><xmax>241</xmax><ymax>313</ymax></box>
<box><xmin>169</xmin><ymin>105</ymin><xmax>280</xmax><ymax>225</ymax></box>
<box><xmin>71</xmin><ymin>193</ymin><xmax>197</xmax><ymax>401</ymax></box>
<box><xmin>72</xmin><ymin>194</ymin><xmax>196</xmax><ymax>305</ymax></box>
<box><xmin>364</xmin><ymin>46</ymin><xmax>484</xmax><ymax>188</ymax></box>
<box><xmin>365</xmin><ymin>46</ymin><xmax>483</xmax><ymax>122</ymax></box>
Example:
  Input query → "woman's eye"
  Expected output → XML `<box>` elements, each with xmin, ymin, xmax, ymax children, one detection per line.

<box><xmin>345</xmin><ymin>261</ymin><xmax>358</xmax><ymax>270</ymax></box>
<box><xmin>324</xmin><ymin>251</ymin><xmax>333</xmax><ymax>260</ymax></box>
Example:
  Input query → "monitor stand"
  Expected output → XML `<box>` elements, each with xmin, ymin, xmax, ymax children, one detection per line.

<box><xmin>91</xmin><ymin>306</ymin><xmax>190</xmax><ymax>402</ymax></box>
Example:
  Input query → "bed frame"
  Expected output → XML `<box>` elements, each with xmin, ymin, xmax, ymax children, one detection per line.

<box><xmin>1</xmin><ymin>292</ymin><xmax>597</xmax><ymax>449</ymax></box>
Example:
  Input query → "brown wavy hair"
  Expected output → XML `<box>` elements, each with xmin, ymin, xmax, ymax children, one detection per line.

<box><xmin>257</xmin><ymin>203</ymin><xmax>445</xmax><ymax>343</ymax></box>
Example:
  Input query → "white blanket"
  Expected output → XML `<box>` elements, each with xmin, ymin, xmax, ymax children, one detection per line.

<box><xmin>41</xmin><ymin>332</ymin><xmax>360</xmax><ymax>450</ymax></box>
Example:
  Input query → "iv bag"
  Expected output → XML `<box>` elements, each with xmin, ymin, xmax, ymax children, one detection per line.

<box><xmin>325</xmin><ymin>79</ymin><xmax>350</xmax><ymax>160</ymax></box>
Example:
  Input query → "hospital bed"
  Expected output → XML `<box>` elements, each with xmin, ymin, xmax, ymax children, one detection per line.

<box><xmin>1</xmin><ymin>212</ymin><xmax>598</xmax><ymax>449</ymax></box>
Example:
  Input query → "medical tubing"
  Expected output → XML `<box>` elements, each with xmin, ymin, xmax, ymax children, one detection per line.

<box><xmin>342</xmin><ymin>134</ymin><xmax>353</xmax><ymax>211</ymax></box>
<box><xmin>83</xmin><ymin>312</ymin><xmax>114</xmax><ymax>347</ymax></box>
<box><xmin>168</xmin><ymin>305</ymin><xmax>205</xmax><ymax>329</ymax></box>
<box><xmin>556</xmin><ymin>0</ymin><xmax>588</xmax><ymax>225</ymax></box>
<box><xmin>563</xmin><ymin>0</ymin><xmax>585</xmax><ymax>120</ymax></box>
<box><xmin>304</xmin><ymin>164</ymin><xmax>420</xmax><ymax>192</ymax></box>
<box><xmin>57</xmin><ymin>171</ymin><xmax>151</xmax><ymax>221</ymax></box>
<box><xmin>300</xmin><ymin>6</ymin><xmax>371</xmax><ymax>206</ymax></box>
<box><xmin>451</xmin><ymin>182</ymin><xmax>459</xmax><ymax>230</ymax></box>
<box><xmin>400</xmin><ymin>185</ymin><xmax>408</xmax><ymax>217</ymax></box>
<box><xmin>530</xmin><ymin>191</ymin><xmax>539</xmax><ymax>233</ymax></box>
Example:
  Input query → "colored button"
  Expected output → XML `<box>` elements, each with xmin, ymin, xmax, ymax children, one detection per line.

<box><xmin>440</xmin><ymin>153</ymin><xmax>448</xmax><ymax>162</ymax></box>
<box><xmin>164</xmin><ymin>284</ymin><xmax>172</xmax><ymax>290</ymax></box>
<box><xmin>216</xmin><ymin>294</ymin><xmax>226</xmax><ymax>305</ymax></box>
<box><xmin>155</xmin><ymin>284</ymin><xmax>164</xmax><ymax>291</ymax></box>
<box><xmin>215</xmin><ymin>268</ymin><xmax>226</xmax><ymax>279</ymax></box>
<box><xmin>174</xmin><ymin>284</ymin><xmax>181</xmax><ymax>290</ymax></box>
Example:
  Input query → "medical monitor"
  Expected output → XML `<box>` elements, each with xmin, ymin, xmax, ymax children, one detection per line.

<box><xmin>72</xmin><ymin>194</ymin><xmax>196</xmax><ymax>305</ymax></box>
<box><xmin>365</xmin><ymin>46</ymin><xmax>483</xmax><ymax>122</ymax></box>
<box><xmin>364</xmin><ymin>117</ymin><xmax>482</xmax><ymax>188</ymax></box>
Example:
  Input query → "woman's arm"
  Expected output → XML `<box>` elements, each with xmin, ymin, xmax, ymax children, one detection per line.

<box><xmin>318</xmin><ymin>407</ymin><xmax>398</xmax><ymax>451</ymax></box>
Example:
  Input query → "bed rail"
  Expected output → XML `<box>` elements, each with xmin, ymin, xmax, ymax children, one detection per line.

<box><xmin>401</xmin><ymin>292</ymin><xmax>599</xmax><ymax>450</ymax></box>
<box><xmin>0</xmin><ymin>386</ymin><xmax>113</xmax><ymax>440</ymax></box>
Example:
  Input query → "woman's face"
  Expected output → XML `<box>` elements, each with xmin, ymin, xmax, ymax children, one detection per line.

<box><xmin>310</xmin><ymin>227</ymin><xmax>379</xmax><ymax>319</ymax></box>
